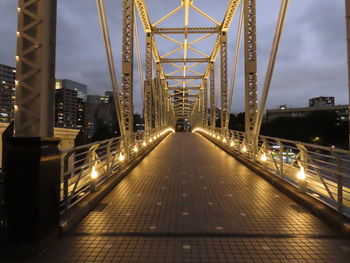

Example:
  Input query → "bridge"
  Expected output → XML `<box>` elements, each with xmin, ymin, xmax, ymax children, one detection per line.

<box><xmin>1</xmin><ymin>0</ymin><xmax>350</xmax><ymax>262</ymax></box>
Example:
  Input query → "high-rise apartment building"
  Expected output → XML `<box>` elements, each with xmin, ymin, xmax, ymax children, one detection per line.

<box><xmin>55</xmin><ymin>79</ymin><xmax>87</xmax><ymax>130</ymax></box>
<box><xmin>0</xmin><ymin>64</ymin><xmax>16</xmax><ymax>123</ymax></box>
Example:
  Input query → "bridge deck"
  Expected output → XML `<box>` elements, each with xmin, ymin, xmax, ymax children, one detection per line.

<box><xmin>35</xmin><ymin>133</ymin><xmax>349</xmax><ymax>262</ymax></box>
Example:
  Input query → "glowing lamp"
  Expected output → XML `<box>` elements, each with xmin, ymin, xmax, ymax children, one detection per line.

<box><xmin>91</xmin><ymin>166</ymin><xmax>98</xmax><ymax>179</ymax></box>
<box><xmin>297</xmin><ymin>167</ymin><xmax>306</xmax><ymax>180</ymax></box>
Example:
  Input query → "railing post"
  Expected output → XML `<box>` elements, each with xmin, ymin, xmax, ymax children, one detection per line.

<box><xmin>106</xmin><ymin>140</ymin><xmax>112</xmax><ymax>177</ymax></box>
<box><xmin>334</xmin><ymin>153</ymin><xmax>344</xmax><ymax>213</ymax></box>
<box><xmin>296</xmin><ymin>144</ymin><xmax>308</xmax><ymax>192</ymax></box>
<box><xmin>278</xmin><ymin>140</ymin><xmax>284</xmax><ymax>178</ymax></box>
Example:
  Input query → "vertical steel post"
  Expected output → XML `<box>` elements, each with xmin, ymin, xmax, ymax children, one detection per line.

<box><xmin>144</xmin><ymin>33</ymin><xmax>153</xmax><ymax>131</ymax></box>
<box><xmin>220</xmin><ymin>32</ymin><xmax>229</xmax><ymax>130</ymax></box>
<box><xmin>345</xmin><ymin>0</ymin><xmax>350</xmax><ymax>149</ymax></box>
<box><xmin>122</xmin><ymin>0</ymin><xmax>135</xmax><ymax>136</ymax></box>
<box><xmin>210</xmin><ymin>62</ymin><xmax>216</xmax><ymax>127</ymax></box>
<box><xmin>244</xmin><ymin>0</ymin><xmax>258</xmax><ymax>144</ymax></box>
<box><xmin>155</xmin><ymin>63</ymin><xmax>162</xmax><ymax>128</ymax></box>
<box><xmin>203</xmin><ymin>79</ymin><xmax>208</xmax><ymax>126</ymax></box>
<box><xmin>15</xmin><ymin>0</ymin><xmax>57</xmax><ymax>137</ymax></box>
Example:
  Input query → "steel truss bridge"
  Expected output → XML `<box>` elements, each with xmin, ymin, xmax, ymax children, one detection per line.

<box><xmin>2</xmin><ymin>0</ymin><xmax>350</xmax><ymax>262</ymax></box>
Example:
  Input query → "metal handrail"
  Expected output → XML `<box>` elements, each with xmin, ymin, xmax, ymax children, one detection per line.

<box><xmin>194</xmin><ymin>126</ymin><xmax>350</xmax><ymax>217</ymax></box>
<box><xmin>59</xmin><ymin>127</ymin><xmax>175</xmax><ymax>214</ymax></box>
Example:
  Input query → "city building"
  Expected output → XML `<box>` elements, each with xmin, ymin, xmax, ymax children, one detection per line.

<box><xmin>309</xmin><ymin>96</ymin><xmax>335</xmax><ymax>107</ymax></box>
<box><xmin>55</xmin><ymin>79</ymin><xmax>87</xmax><ymax>130</ymax></box>
<box><xmin>0</xmin><ymin>64</ymin><xmax>16</xmax><ymax>123</ymax></box>
<box><xmin>96</xmin><ymin>92</ymin><xmax>118</xmax><ymax>134</ymax></box>
<box><xmin>266</xmin><ymin>97</ymin><xmax>349</xmax><ymax>123</ymax></box>
<box><xmin>86</xmin><ymin>95</ymin><xmax>102</xmax><ymax>138</ymax></box>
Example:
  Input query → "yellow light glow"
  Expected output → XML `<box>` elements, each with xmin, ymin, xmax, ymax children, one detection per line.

<box><xmin>119</xmin><ymin>152</ymin><xmax>125</xmax><ymax>162</ymax></box>
<box><xmin>15</xmin><ymin>56</ymin><xmax>19</xmax><ymax>62</ymax></box>
<box><xmin>230</xmin><ymin>141</ymin><xmax>234</xmax><ymax>147</ymax></box>
<box><xmin>260</xmin><ymin>153</ymin><xmax>267</xmax><ymax>162</ymax></box>
<box><xmin>149</xmin><ymin>138</ymin><xmax>153</xmax><ymax>143</ymax></box>
<box><xmin>142</xmin><ymin>141</ymin><xmax>147</xmax><ymax>147</ymax></box>
<box><xmin>16</xmin><ymin>31</ymin><xmax>20</xmax><ymax>37</ymax></box>
<box><xmin>297</xmin><ymin>167</ymin><xmax>306</xmax><ymax>180</ymax></box>
<box><xmin>153</xmin><ymin>136</ymin><xmax>156</xmax><ymax>140</ymax></box>
<box><xmin>91</xmin><ymin>166</ymin><xmax>98</xmax><ymax>179</ymax></box>
<box><xmin>14</xmin><ymin>105</ymin><xmax>18</xmax><ymax>110</ymax></box>
<box><xmin>17</xmin><ymin>7</ymin><xmax>21</xmax><ymax>12</ymax></box>
<box><xmin>242</xmin><ymin>145</ymin><xmax>247</xmax><ymax>152</ymax></box>
<box><xmin>133</xmin><ymin>145</ymin><xmax>138</xmax><ymax>153</ymax></box>
<box><xmin>222</xmin><ymin>138</ymin><xmax>227</xmax><ymax>143</ymax></box>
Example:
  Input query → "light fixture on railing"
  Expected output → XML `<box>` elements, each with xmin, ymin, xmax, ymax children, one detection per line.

<box><xmin>119</xmin><ymin>152</ymin><xmax>125</xmax><ymax>162</ymax></box>
<box><xmin>153</xmin><ymin>136</ymin><xmax>156</xmax><ymax>140</ymax></box>
<box><xmin>133</xmin><ymin>145</ymin><xmax>138</xmax><ymax>153</ymax></box>
<box><xmin>242</xmin><ymin>145</ymin><xmax>247</xmax><ymax>152</ymax></box>
<box><xmin>297</xmin><ymin>166</ymin><xmax>306</xmax><ymax>180</ymax></box>
<box><xmin>230</xmin><ymin>141</ymin><xmax>235</xmax><ymax>147</ymax></box>
<box><xmin>142</xmin><ymin>141</ymin><xmax>147</xmax><ymax>147</ymax></box>
<box><xmin>222</xmin><ymin>138</ymin><xmax>227</xmax><ymax>143</ymax></box>
<box><xmin>260</xmin><ymin>153</ymin><xmax>267</xmax><ymax>162</ymax></box>
<box><xmin>91</xmin><ymin>165</ymin><xmax>98</xmax><ymax>179</ymax></box>
<box><xmin>149</xmin><ymin>138</ymin><xmax>153</xmax><ymax>143</ymax></box>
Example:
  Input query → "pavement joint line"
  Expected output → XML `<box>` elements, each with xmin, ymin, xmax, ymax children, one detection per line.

<box><xmin>68</xmin><ymin>232</ymin><xmax>347</xmax><ymax>239</ymax></box>
<box><xmin>182</xmin><ymin>245</ymin><xmax>191</xmax><ymax>250</ymax></box>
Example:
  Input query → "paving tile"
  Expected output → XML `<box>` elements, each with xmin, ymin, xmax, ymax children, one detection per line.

<box><xmin>15</xmin><ymin>133</ymin><xmax>350</xmax><ymax>262</ymax></box>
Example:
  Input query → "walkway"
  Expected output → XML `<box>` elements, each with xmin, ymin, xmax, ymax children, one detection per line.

<box><xmin>31</xmin><ymin>133</ymin><xmax>350</xmax><ymax>262</ymax></box>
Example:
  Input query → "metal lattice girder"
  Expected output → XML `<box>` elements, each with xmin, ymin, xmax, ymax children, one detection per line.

<box><xmin>15</xmin><ymin>0</ymin><xmax>57</xmax><ymax>137</ymax></box>
<box><xmin>153</xmin><ymin>27</ymin><xmax>219</xmax><ymax>34</ymax></box>
<box><xmin>244</xmin><ymin>0</ymin><xmax>258</xmax><ymax>140</ymax></box>
<box><xmin>165</xmin><ymin>75</ymin><xmax>204</xmax><ymax>80</ymax></box>
<box><xmin>134</xmin><ymin>0</ymin><xmax>152</xmax><ymax>33</ymax></box>
<box><xmin>122</xmin><ymin>0</ymin><xmax>134</xmax><ymax>135</ymax></box>
<box><xmin>220</xmin><ymin>32</ymin><xmax>228</xmax><ymax>129</ymax></box>
<box><xmin>155</xmin><ymin>63</ymin><xmax>162</xmax><ymax>128</ymax></box>
<box><xmin>144</xmin><ymin>33</ymin><xmax>153</xmax><ymax>130</ymax></box>
<box><xmin>170</xmin><ymin>94</ymin><xmax>197</xmax><ymax>98</ymax></box>
<box><xmin>203</xmin><ymin>79</ymin><xmax>208</xmax><ymax>126</ymax></box>
<box><xmin>209</xmin><ymin>62</ymin><xmax>215</xmax><ymax>127</ymax></box>
<box><xmin>161</xmin><ymin>58</ymin><xmax>210</xmax><ymax>63</ymax></box>
<box><xmin>203</xmin><ymin>0</ymin><xmax>241</xmax><ymax>78</ymax></box>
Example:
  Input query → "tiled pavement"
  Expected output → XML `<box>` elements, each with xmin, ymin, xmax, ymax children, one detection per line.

<box><xmin>29</xmin><ymin>133</ymin><xmax>350</xmax><ymax>262</ymax></box>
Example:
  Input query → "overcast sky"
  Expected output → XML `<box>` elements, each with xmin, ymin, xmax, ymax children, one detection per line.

<box><xmin>0</xmin><ymin>0</ymin><xmax>348</xmax><ymax>114</ymax></box>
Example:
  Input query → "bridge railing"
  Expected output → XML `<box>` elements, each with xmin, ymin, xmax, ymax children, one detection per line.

<box><xmin>194</xmin><ymin>127</ymin><xmax>350</xmax><ymax>217</ymax></box>
<box><xmin>59</xmin><ymin>127</ymin><xmax>174</xmax><ymax>214</ymax></box>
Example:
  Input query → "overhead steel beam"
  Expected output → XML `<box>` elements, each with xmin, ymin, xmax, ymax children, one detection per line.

<box><xmin>121</xmin><ymin>0</ymin><xmax>135</xmax><ymax>135</ymax></box>
<box><xmin>161</xmin><ymin>58</ymin><xmax>210</xmax><ymax>63</ymax></box>
<box><xmin>15</xmin><ymin>0</ymin><xmax>57</xmax><ymax>137</ymax></box>
<box><xmin>168</xmin><ymin>86</ymin><xmax>201</xmax><ymax>90</ymax></box>
<box><xmin>171</xmin><ymin>94</ymin><xmax>198</xmax><ymax>98</ymax></box>
<box><xmin>165</xmin><ymin>75</ymin><xmax>204</xmax><ymax>80</ymax></box>
<box><xmin>153</xmin><ymin>27</ymin><xmax>219</xmax><ymax>34</ymax></box>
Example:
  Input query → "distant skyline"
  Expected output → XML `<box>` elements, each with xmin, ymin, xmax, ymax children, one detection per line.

<box><xmin>0</xmin><ymin>0</ymin><xmax>348</xmax><ymax>113</ymax></box>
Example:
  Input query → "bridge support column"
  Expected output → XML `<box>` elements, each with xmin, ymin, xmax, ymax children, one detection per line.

<box><xmin>3</xmin><ymin>0</ymin><xmax>60</xmax><ymax>255</ymax></box>
<box><xmin>4</xmin><ymin>139</ymin><xmax>60</xmax><ymax>255</ymax></box>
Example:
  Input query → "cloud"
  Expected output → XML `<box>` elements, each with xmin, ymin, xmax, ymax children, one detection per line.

<box><xmin>0</xmin><ymin>0</ymin><xmax>348</xmax><ymax>114</ymax></box>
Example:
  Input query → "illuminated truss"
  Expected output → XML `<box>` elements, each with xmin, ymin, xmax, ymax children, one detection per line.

<box><xmin>135</xmin><ymin>0</ymin><xmax>240</xmax><ymax>121</ymax></box>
